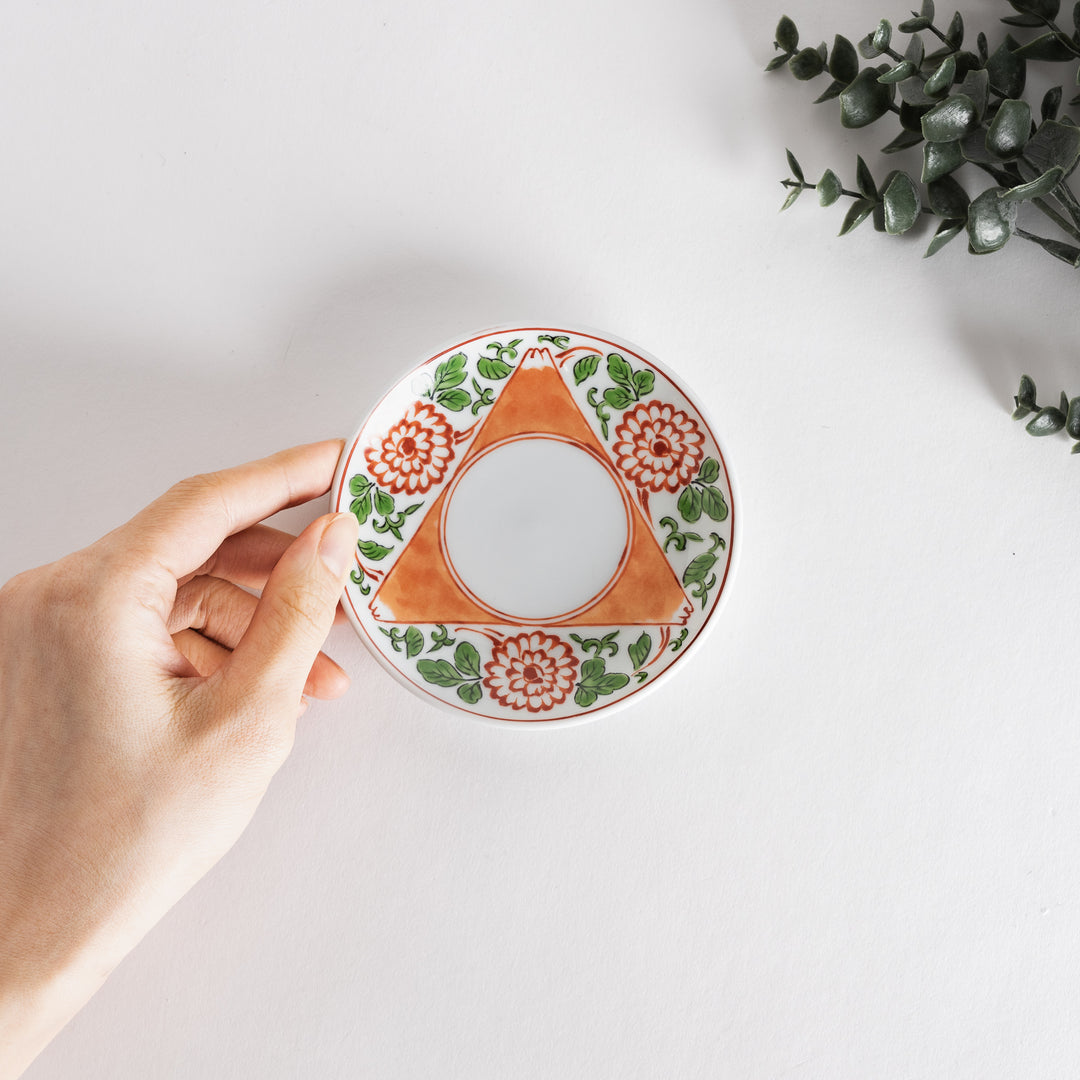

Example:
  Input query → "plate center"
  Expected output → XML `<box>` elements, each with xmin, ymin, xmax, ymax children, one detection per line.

<box><xmin>441</xmin><ymin>436</ymin><xmax>630</xmax><ymax>622</ymax></box>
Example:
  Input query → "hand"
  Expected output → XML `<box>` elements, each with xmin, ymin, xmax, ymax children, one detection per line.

<box><xmin>0</xmin><ymin>441</ymin><xmax>359</xmax><ymax>1079</ymax></box>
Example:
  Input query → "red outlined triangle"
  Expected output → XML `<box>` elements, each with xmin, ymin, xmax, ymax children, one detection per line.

<box><xmin>370</xmin><ymin>348</ymin><xmax>692</xmax><ymax>626</ymax></box>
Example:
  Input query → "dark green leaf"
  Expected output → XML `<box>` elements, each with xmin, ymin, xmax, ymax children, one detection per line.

<box><xmin>922</xmin><ymin>139</ymin><xmax>965</xmax><ymax>182</ymax></box>
<box><xmin>958</xmin><ymin>129</ymin><xmax>997</xmax><ymax>165</ymax></box>
<box><xmin>1013</xmin><ymin>31</ymin><xmax>1079</xmax><ymax>60</ymax></box>
<box><xmin>927</xmin><ymin>174</ymin><xmax>970</xmax><ymax>216</ymax></box>
<box><xmin>924</xmin><ymin>218</ymin><xmax>965</xmax><ymax>256</ymax></box>
<box><xmin>817</xmin><ymin>168</ymin><xmax>843</xmax><ymax>205</ymax></box>
<box><xmin>985</xmin><ymin>37</ymin><xmax>1026</xmax><ymax>99</ymax></box>
<box><xmin>632</xmin><ymin>369</ymin><xmax>655</xmax><ymax>398</ymax></box>
<box><xmin>1001</xmin><ymin>12</ymin><xmax>1046</xmax><ymax>25</ymax></box>
<box><xmin>436</xmin><ymin>388</ymin><xmax>472</xmax><ymax>411</ymax></box>
<box><xmin>454</xmin><ymin>641</ymin><xmax>481</xmax><ymax>679</ymax></box>
<box><xmin>597</xmin><ymin>673</ymin><xmax>631</xmax><ymax>695</ymax></box>
<box><xmin>574</xmin><ymin>686</ymin><xmax>598</xmax><ymax>708</ymax></box>
<box><xmin>358</xmin><ymin>539</ymin><xmax>392</xmax><ymax>560</ymax></box>
<box><xmin>1074</xmin><ymin>0</ymin><xmax>1080</xmax><ymax>33</ymax></box>
<box><xmin>945</xmin><ymin>10</ymin><xmax>963</xmax><ymax>46</ymax></box>
<box><xmin>628</xmin><ymin>633</ymin><xmax>652</xmax><ymax>671</ymax></box>
<box><xmin>457</xmin><ymin>682</ymin><xmax>483</xmax><ymax>705</ymax></box>
<box><xmin>603</xmin><ymin>386</ymin><xmax>633</xmax><ymax>410</ymax></box>
<box><xmin>1016</xmin><ymin>231</ymin><xmax>1080</xmax><ymax>264</ymax></box>
<box><xmin>829</xmin><ymin>34</ymin><xmax>859</xmax><ymax>81</ymax></box>
<box><xmin>698</xmin><ymin>457</ymin><xmax>721</xmax><ymax>484</ymax></box>
<box><xmin>921</xmin><ymin>94</ymin><xmax>978</xmax><ymax>141</ymax></box>
<box><xmin>477</xmin><ymin>356</ymin><xmax>513</xmax><ymax>379</ymax></box>
<box><xmin>765</xmin><ymin>53</ymin><xmax>792</xmax><ymax>71</ymax></box>
<box><xmin>350</xmin><ymin>492</ymin><xmax>372</xmax><ymax>525</ymax></box>
<box><xmin>905</xmin><ymin>32</ymin><xmax>925</xmax><ymax>68</ymax></box>
<box><xmin>790</xmin><ymin>47</ymin><xmax>826</xmax><ymax>80</ymax></box>
<box><xmin>404</xmin><ymin>626</ymin><xmax>424</xmax><ymax>659</ymax></box>
<box><xmin>958</xmin><ymin>68</ymin><xmax>989</xmax><ymax>120</ymax></box>
<box><xmin>683</xmin><ymin>552</ymin><xmax>718</xmax><ymax>586</ymax></box>
<box><xmin>882</xmin><ymin>171</ymin><xmax>922</xmax><ymax>234</ymax></box>
<box><xmin>966</xmin><ymin>187</ymin><xmax>1018</xmax><ymax>253</ymax></box>
<box><xmin>1024</xmin><ymin>118</ymin><xmax>1080</xmax><ymax>175</ymax></box>
<box><xmin>899</xmin><ymin>75</ymin><xmax>938</xmax><ymax>107</ymax></box>
<box><xmin>1068</xmin><ymin>398</ymin><xmax>1080</xmax><ymax>438</ymax></box>
<box><xmin>839</xmin><ymin>198</ymin><xmax>875</xmax><ymax>234</ymax></box>
<box><xmin>416</xmin><ymin>659</ymin><xmax>463</xmax><ymax>687</ymax></box>
<box><xmin>921</xmin><ymin>0</ymin><xmax>936</xmax><ymax>19</ymax></box>
<box><xmin>985</xmin><ymin>99</ymin><xmax>1032</xmax><ymax>158</ymax></box>
<box><xmin>349</xmin><ymin>474</ymin><xmax>372</xmax><ymax>497</ymax></box>
<box><xmin>780</xmin><ymin>185</ymin><xmax>802</xmax><ymax>211</ymax></box>
<box><xmin>899</xmin><ymin>99</ymin><xmax>930</xmax><ymax>133</ymax></box>
<box><xmin>858</xmin><ymin>33</ymin><xmax>882</xmax><ymax>60</ymax></box>
<box><xmin>1009</xmin><ymin>1</ymin><xmax>1061</xmax><ymax>19</ymax></box>
<box><xmin>872</xmin><ymin>19</ymin><xmax>892</xmax><ymax>52</ymax></box>
<box><xmin>573</xmin><ymin>354</ymin><xmax>601</xmax><ymax>385</ymax></box>
<box><xmin>1017</xmin><ymin>374</ymin><xmax>1038</xmax><ymax>409</ymax></box>
<box><xmin>998</xmin><ymin>166</ymin><xmax>1065</xmax><ymax>201</ymax></box>
<box><xmin>1042</xmin><ymin>85</ymin><xmax>1063</xmax><ymax>121</ymax></box>
<box><xmin>1062</xmin><ymin>391</ymin><xmax>1070</xmax><ymax>415</ymax></box>
<box><xmin>924</xmin><ymin>55</ymin><xmax>957</xmax><ymax>97</ymax></box>
<box><xmin>879</xmin><ymin>59</ymin><xmax>916</xmax><ymax>84</ymax></box>
<box><xmin>813</xmin><ymin>79</ymin><xmax>846</xmax><ymax>104</ymax></box>
<box><xmin>775</xmin><ymin>15</ymin><xmax>799</xmax><ymax>53</ymax></box>
<box><xmin>374</xmin><ymin>488</ymin><xmax>395</xmax><ymax>516</ymax></box>
<box><xmin>856</xmin><ymin>155</ymin><xmax>878</xmax><ymax>200</ymax></box>
<box><xmin>678</xmin><ymin>484</ymin><xmax>703</xmax><ymax>523</ymax></box>
<box><xmin>700</xmin><ymin>485</ymin><xmax>729</xmax><ymax>522</ymax></box>
<box><xmin>899</xmin><ymin>15</ymin><xmax>931</xmax><ymax>32</ymax></box>
<box><xmin>1026</xmin><ymin>406</ymin><xmax>1067</xmax><ymax>435</ymax></box>
<box><xmin>607</xmin><ymin>353</ymin><xmax>634</xmax><ymax>388</ymax></box>
<box><xmin>840</xmin><ymin>67</ymin><xmax>895</xmax><ymax>127</ymax></box>
<box><xmin>882</xmin><ymin>129</ymin><xmax>925</xmax><ymax>153</ymax></box>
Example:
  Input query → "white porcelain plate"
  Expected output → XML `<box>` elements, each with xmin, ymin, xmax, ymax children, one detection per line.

<box><xmin>331</xmin><ymin>326</ymin><xmax>736</xmax><ymax>725</ymax></box>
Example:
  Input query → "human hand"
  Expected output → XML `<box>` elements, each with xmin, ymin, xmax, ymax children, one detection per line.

<box><xmin>0</xmin><ymin>440</ymin><xmax>359</xmax><ymax>1079</ymax></box>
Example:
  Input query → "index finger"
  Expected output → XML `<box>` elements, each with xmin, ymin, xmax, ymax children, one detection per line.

<box><xmin>114</xmin><ymin>440</ymin><xmax>345</xmax><ymax>583</ymax></box>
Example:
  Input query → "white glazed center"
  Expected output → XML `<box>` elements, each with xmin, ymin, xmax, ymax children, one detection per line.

<box><xmin>442</xmin><ymin>437</ymin><xmax>629</xmax><ymax>621</ymax></box>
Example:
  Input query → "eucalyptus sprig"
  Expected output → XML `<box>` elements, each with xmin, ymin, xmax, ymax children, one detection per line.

<box><xmin>768</xmin><ymin>0</ymin><xmax>1080</xmax><ymax>264</ymax></box>
<box><xmin>1012</xmin><ymin>374</ymin><xmax>1080</xmax><ymax>449</ymax></box>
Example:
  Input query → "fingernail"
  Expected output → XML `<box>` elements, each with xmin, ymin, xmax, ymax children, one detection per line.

<box><xmin>319</xmin><ymin>513</ymin><xmax>360</xmax><ymax>578</ymax></box>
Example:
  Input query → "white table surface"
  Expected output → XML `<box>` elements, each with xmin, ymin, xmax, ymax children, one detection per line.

<box><xmin>6</xmin><ymin>1</ymin><xmax>1080</xmax><ymax>1076</ymax></box>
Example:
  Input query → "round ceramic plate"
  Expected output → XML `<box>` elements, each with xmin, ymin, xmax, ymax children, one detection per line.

<box><xmin>331</xmin><ymin>326</ymin><xmax>736</xmax><ymax>725</ymax></box>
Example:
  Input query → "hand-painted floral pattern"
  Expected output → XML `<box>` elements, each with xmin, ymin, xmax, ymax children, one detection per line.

<box><xmin>483</xmin><ymin>632</ymin><xmax>579</xmax><ymax>713</ymax></box>
<box><xmin>613</xmin><ymin>400</ymin><xmax>705</xmax><ymax>493</ymax></box>
<box><xmin>365</xmin><ymin>401</ymin><xmax>455</xmax><ymax>495</ymax></box>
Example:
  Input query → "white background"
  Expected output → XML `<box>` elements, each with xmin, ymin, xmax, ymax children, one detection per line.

<box><xmin>6</xmin><ymin>1</ymin><xmax>1080</xmax><ymax>1077</ymax></box>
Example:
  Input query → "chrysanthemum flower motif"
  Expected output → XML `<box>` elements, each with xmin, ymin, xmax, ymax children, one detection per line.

<box><xmin>483</xmin><ymin>632</ymin><xmax>579</xmax><ymax>713</ymax></box>
<box><xmin>364</xmin><ymin>401</ymin><xmax>455</xmax><ymax>495</ymax></box>
<box><xmin>613</xmin><ymin>400</ymin><xmax>705</xmax><ymax>493</ymax></box>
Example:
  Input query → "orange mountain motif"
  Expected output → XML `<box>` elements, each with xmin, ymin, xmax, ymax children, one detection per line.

<box><xmin>370</xmin><ymin>348</ymin><xmax>692</xmax><ymax>626</ymax></box>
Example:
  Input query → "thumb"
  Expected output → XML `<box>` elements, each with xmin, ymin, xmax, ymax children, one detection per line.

<box><xmin>224</xmin><ymin>512</ymin><xmax>359</xmax><ymax>705</ymax></box>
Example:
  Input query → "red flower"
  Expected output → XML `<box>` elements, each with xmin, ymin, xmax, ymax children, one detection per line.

<box><xmin>365</xmin><ymin>401</ymin><xmax>455</xmax><ymax>495</ymax></box>
<box><xmin>483</xmin><ymin>632</ymin><xmax>579</xmax><ymax>713</ymax></box>
<box><xmin>613</xmin><ymin>401</ymin><xmax>704</xmax><ymax>493</ymax></box>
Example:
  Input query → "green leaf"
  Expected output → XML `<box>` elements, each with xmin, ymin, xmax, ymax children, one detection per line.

<box><xmin>573</xmin><ymin>354</ymin><xmax>600</xmax><ymax>385</ymax></box>
<box><xmin>1068</xmin><ymin>398</ymin><xmax>1080</xmax><ymax>438</ymax></box>
<box><xmin>856</xmin><ymin>155</ymin><xmax>878</xmax><ymax>200</ymax></box>
<box><xmin>603</xmin><ymin>386</ymin><xmax>634</xmax><ymax>410</ymax></box>
<box><xmin>698</xmin><ymin>457</ymin><xmax>721</xmax><ymax>484</ymax></box>
<box><xmin>678</xmin><ymin>484</ymin><xmax>703</xmax><ymax>523</ymax></box>
<box><xmin>1008</xmin><ymin>2</ymin><xmax>1060</xmax><ymax>22</ymax></box>
<box><xmin>858</xmin><ymin>33</ymin><xmax>882</xmax><ymax>60</ymax></box>
<box><xmin>882</xmin><ymin>171</ymin><xmax>921</xmax><ymax>234</ymax></box>
<box><xmin>580</xmin><ymin>657</ymin><xmax>607</xmax><ymax>685</ymax></box>
<box><xmin>999</xmin><ymin>166</ymin><xmax>1065</xmax><ymax>201</ymax></box>
<box><xmin>1013</xmin><ymin>31</ymin><xmax>1079</xmax><ymax>61</ymax></box>
<box><xmin>924</xmin><ymin>55</ymin><xmax>956</xmax><ymax>96</ymax></box>
<box><xmin>437</xmin><ymin>388</ymin><xmax>472</xmax><ymax>411</ymax></box>
<box><xmin>879</xmin><ymin>59</ymin><xmax>916</xmax><ymax>84</ymax></box>
<box><xmin>839</xmin><ymin>198</ymin><xmax>875</xmax><ymax>234</ymax></box>
<box><xmin>457</xmin><ymin>682</ymin><xmax>483</xmax><ymax>705</ymax></box>
<box><xmin>632</xmin><ymin>369</ymin><xmax>655</xmax><ymax>398</ymax></box>
<box><xmin>922</xmin><ymin>139</ymin><xmax>965</xmax><ymax>183</ymax></box>
<box><xmin>813</xmin><ymin>79</ymin><xmax>846</xmax><ymax>104</ymax></box>
<box><xmin>899</xmin><ymin>75</ymin><xmax>937</xmax><ymax>107</ymax></box>
<box><xmin>986</xmin><ymin>99</ymin><xmax>1032</xmax><ymax>159</ymax></box>
<box><xmin>817</xmin><ymin>168</ymin><xmax>843</xmax><ymax>205</ymax></box>
<box><xmin>574</xmin><ymin>686</ymin><xmax>599</xmax><ymax>708</ymax></box>
<box><xmin>404</xmin><ymin>626</ymin><xmax>424</xmax><ymax>659</ymax></box>
<box><xmin>829</xmin><ymin>34</ymin><xmax>859</xmax><ymax>82</ymax></box>
<box><xmin>628</xmin><ymin>633</ymin><xmax>652</xmax><ymax>670</ymax></box>
<box><xmin>607</xmin><ymin>353</ymin><xmax>634</xmax><ymax>388</ymax></box>
<box><xmin>1062</xmin><ymin>391</ymin><xmax>1070</xmax><ymax>415</ymax></box>
<box><xmin>1024</xmin><ymin>118</ymin><xmax>1080</xmax><ymax>176</ymax></box>
<box><xmin>957</xmin><ymin>68</ymin><xmax>989</xmax><ymax>121</ymax></box>
<box><xmin>373</xmin><ymin>488</ymin><xmax>395</xmax><ymax>516</ymax></box>
<box><xmin>416</xmin><ymin>659</ymin><xmax>463</xmax><ymax>687</ymax></box>
<box><xmin>683</xmin><ymin>551</ymin><xmax>718</xmax><ymax>586</ymax></box>
<box><xmin>477</xmin><ymin>356</ymin><xmax>513</xmax><ymax>380</ymax></box>
<box><xmin>927</xmin><ymin>173</ymin><xmax>970</xmax><ymax>217</ymax></box>
<box><xmin>1042</xmin><ymin>85</ymin><xmax>1063</xmax><ymax>122</ymax></box>
<box><xmin>785</xmin><ymin>149</ymin><xmax>804</xmax><ymax>184</ymax></box>
<box><xmin>905</xmin><ymin>32</ymin><xmax>925</xmax><ymax>69</ymax></box>
<box><xmin>985</xmin><ymin>37</ymin><xmax>1026</xmax><ymax>100</ymax></box>
<box><xmin>780</xmin><ymin>185</ymin><xmax>802</xmax><ymax>211</ymax></box>
<box><xmin>924</xmin><ymin>218</ymin><xmax>965</xmax><ymax>257</ymax></box>
<box><xmin>454</xmin><ymin>641</ymin><xmax>481</xmax><ymax>679</ymax></box>
<box><xmin>1026</xmin><ymin>406</ymin><xmax>1067</xmax><ymax>435</ymax></box>
<box><xmin>789</xmin><ymin>47</ymin><xmax>826</xmax><ymax>80</ymax></box>
<box><xmin>765</xmin><ymin>53</ymin><xmax>792</xmax><ymax>72</ymax></box>
<box><xmin>358</xmin><ymin>539</ymin><xmax>392</xmax><ymax>560</ymax></box>
<box><xmin>349</xmin><ymin>474</ymin><xmax>372</xmax><ymax>497</ymax></box>
<box><xmin>872</xmin><ymin>19</ymin><xmax>892</xmax><ymax>53</ymax></box>
<box><xmin>434</xmin><ymin>354</ymin><xmax>468</xmax><ymax>391</ymax></box>
<box><xmin>1017</xmin><ymin>374</ymin><xmax>1038</xmax><ymax>409</ymax></box>
<box><xmin>350</xmin><ymin>492</ymin><xmax>372</xmax><ymax>525</ymax></box>
<box><xmin>945</xmin><ymin>10</ymin><xmax>964</xmax><ymax>47</ymax></box>
<box><xmin>1017</xmin><ymin>231</ymin><xmax>1080</xmax><ymax>264</ymax></box>
<box><xmin>966</xmin><ymin>187</ymin><xmax>1018</xmax><ymax>253</ymax></box>
<box><xmin>899</xmin><ymin>15</ymin><xmax>931</xmax><ymax>33</ymax></box>
<box><xmin>700</xmin><ymin>485</ymin><xmax>729</xmax><ymax>522</ymax></box>
<box><xmin>882</xmin><ymin>129</ymin><xmax>925</xmax><ymax>153</ymax></box>
<box><xmin>921</xmin><ymin>94</ymin><xmax>978</xmax><ymax>141</ymax></box>
<box><xmin>840</xmin><ymin>67</ymin><xmax>895</xmax><ymax>127</ymax></box>
<box><xmin>597</xmin><ymin>673</ymin><xmax>631</xmax><ymax>695</ymax></box>
<box><xmin>775</xmin><ymin>15</ymin><xmax>799</xmax><ymax>53</ymax></box>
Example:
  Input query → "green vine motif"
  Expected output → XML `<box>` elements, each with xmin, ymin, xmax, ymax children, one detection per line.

<box><xmin>670</xmin><ymin>628</ymin><xmax>689</xmax><ymax>652</ymax></box>
<box><xmin>574</xmin><ymin>657</ymin><xmax>631</xmax><ymax>708</ymax></box>
<box><xmin>682</xmin><ymin>534</ymin><xmax>726</xmax><ymax>609</ymax></box>
<box><xmin>1012</xmin><ymin>374</ymin><xmax>1080</xmax><ymax>452</ymax></box>
<box><xmin>576</xmin><ymin>353</ymin><xmax>655</xmax><ymax>439</ymax></box>
<box><xmin>428</xmin><ymin>624</ymin><xmax>456</xmax><ymax>652</ymax></box>
<box><xmin>569</xmin><ymin>631</ymin><xmax>620</xmax><ymax>658</ymax></box>
<box><xmin>480</xmin><ymin>338</ymin><xmax>523</xmax><ymax>370</ymax></box>
<box><xmin>628</xmin><ymin>632</ymin><xmax>652</xmax><ymax>684</ymax></box>
<box><xmin>350</xmin><ymin>567</ymin><xmax>371</xmax><ymax>596</ymax></box>
<box><xmin>416</xmin><ymin>640</ymin><xmax>484</xmax><ymax>705</ymax></box>
<box><xmin>381</xmin><ymin>625</ymin><xmax>425</xmax><ymax>657</ymax></box>
<box><xmin>677</xmin><ymin>458</ymin><xmax>729</xmax><ymax>524</ymax></box>
<box><xmin>538</xmin><ymin>334</ymin><xmax>571</xmax><ymax>349</ymax></box>
<box><xmin>659</xmin><ymin>516</ymin><xmax>705</xmax><ymax>553</ymax></box>
<box><xmin>469</xmin><ymin>377</ymin><xmax>496</xmax><ymax>416</ymax></box>
<box><xmin>350</xmin><ymin>475</ymin><xmax>422</xmax><ymax>542</ymax></box>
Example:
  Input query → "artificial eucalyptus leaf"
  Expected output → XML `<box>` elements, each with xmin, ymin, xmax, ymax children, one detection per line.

<box><xmin>1043</xmin><ymin>85</ymin><xmax>1063</xmax><ymax>121</ymax></box>
<box><xmin>817</xmin><ymin>168</ymin><xmax>843</xmax><ymax>205</ymax></box>
<box><xmin>985</xmin><ymin>37</ymin><xmax>1026</xmax><ymax>99</ymax></box>
<box><xmin>872</xmin><ymin>19</ymin><xmax>893</xmax><ymax>52</ymax></box>
<box><xmin>786</xmin><ymin>149</ymin><xmax>804</xmax><ymax>183</ymax></box>
<box><xmin>927</xmin><ymin>173</ymin><xmax>970</xmax><ymax>216</ymax></box>
<box><xmin>998</xmin><ymin>165</ymin><xmax>1065</xmax><ymax>201</ymax></box>
<box><xmin>1015</xmin><ymin>230</ymin><xmax>1080</xmax><ymax>264</ymax></box>
<box><xmin>1006</xmin><ymin>0</ymin><xmax>1060</xmax><ymax>21</ymax></box>
<box><xmin>840</xmin><ymin>67</ymin><xmax>895</xmax><ymax>127</ymax></box>
<box><xmin>985</xmin><ymin>98</ymin><xmax>1032</xmax><ymax>158</ymax></box>
<box><xmin>922</xmin><ymin>139</ymin><xmax>965</xmax><ymax>182</ymax></box>
<box><xmin>883</xmin><ymin>128</ymin><xmax>925</xmax><ymax>152</ymax></box>
<box><xmin>790</xmin><ymin>46</ymin><xmax>827</xmax><ymax>80</ymax></box>
<box><xmin>924</xmin><ymin>218</ymin><xmax>965</xmax><ymax>256</ymax></box>
<box><xmin>882</xmin><ymin>171</ymin><xmax>922</xmax><ymax>233</ymax></box>
<box><xmin>813</xmin><ymin>80</ymin><xmax>847</xmax><ymax>104</ymax></box>
<box><xmin>839</xmin><ymin>197</ymin><xmax>875</xmax><ymax>234</ymax></box>
<box><xmin>899</xmin><ymin>100</ymin><xmax>930</xmax><ymax>133</ymax></box>
<box><xmin>905</xmin><ymin>33</ymin><xmax>925</xmax><ymax>68</ymax></box>
<box><xmin>945</xmin><ymin>10</ymin><xmax>964</xmax><ymax>46</ymax></box>
<box><xmin>1075</xmin><ymin>0</ymin><xmax>1080</xmax><ymax>32</ymax></box>
<box><xmin>966</xmin><ymin>187</ymin><xmax>1018</xmax><ymax>253</ymax></box>
<box><xmin>900</xmin><ymin>75</ymin><xmax>938</xmax><ymax>107</ymax></box>
<box><xmin>899</xmin><ymin>16</ymin><xmax>932</xmax><ymax>32</ymax></box>
<box><xmin>1026</xmin><ymin>406</ymin><xmax>1067</xmax><ymax>435</ymax></box>
<box><xmin>1062</xmin><ymin>391</ymin><xmax>1070</xmax><ymax>415</ymax></box>
<box><xmin>1067</xmin><ymin>397</ymin><xmax>1080</xmax><ymax>438</ymax></box>
<box><xmin>765</xmin><ymin>53</ymin><xmax>792</xmax><ymax>72</ymax></box>
<box><xmin>879</xmin><ymin>60</ymin><xmax>917</xmax><ymax>84</ymax></box>
<box><xmin>958</xmin><ymin>68</ymin><xmax>989</xmax><ymax>120</ymax></box>
<box><xmin>856</xmin><ymin>154</ymin><xmax>878</xmax><ymax>199</ymax></box>
<box><xmin>1014</xmin><ymin>32</ymin><xmax>1080</xmax><ymax>61</ymax></box>
<box><xmin>1000</xmin><ymin>12</ymin><xmax>1046</xmax><ymax>24</ymax></box>
<box><xmin>829</xmin><ymin>33</ymin><xmax>859</xmax><ymax>81</ymax></box>
<box><xmin>976</xmin><ymin>31</ymin><xmax>989</xmax><ymax>62</ymax></box>
<box><xmin>921</xmin><ymin>0</ymin><xmax>936</xmax><ymax>18</ymax></box>
<box><xmin>858</xmin><ymin>34</ymin><xmax>882</xmax><ymax>60</ymax></box>
<box><xmin>780</xmin><ymin>185</ymin><xmax>802</xmax><ymax>211</ymax></box>
<box><xmin>921</xmin><ymin>94</ymin><xmax>978</xmax><ymax>140</ymax></box>
<box><xmin>1025</xmin><ymin>118</ymin><xmax>1080</xmax><ymax>175</ymax></box>
<box><xmin>924</xmin><ymin>55</ymin><xmax>957</xmax><ymax>97</ymax></box>
<box><xmin>953</xmin><ymin>50</ymin><xmax>982</xmax><ymax>82</ymax></box>
<box><xmin>1012</xmin><ymin>404</ymin><xmax>1034</xmax><ymax>419</ymax></box>
<box><xmin>775</xmin><ymin>15</ymin><xmax>799</xmax><ymax>52</ymax></box>
<box><xmin>1017</xmin><ymin>374</ymin><xmax>1037</xmax><ymax>409</ymax></box>
<box><xmin>959</xmin><ymin>128</ymin><xmax>997</xmax><ymax>165</ymax></box>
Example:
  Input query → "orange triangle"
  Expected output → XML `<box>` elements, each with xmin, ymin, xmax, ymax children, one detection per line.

<box><xmin>370</xmin><ymin>349</ymin><xmax>692</xmax><ymax>626</ymax></box>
